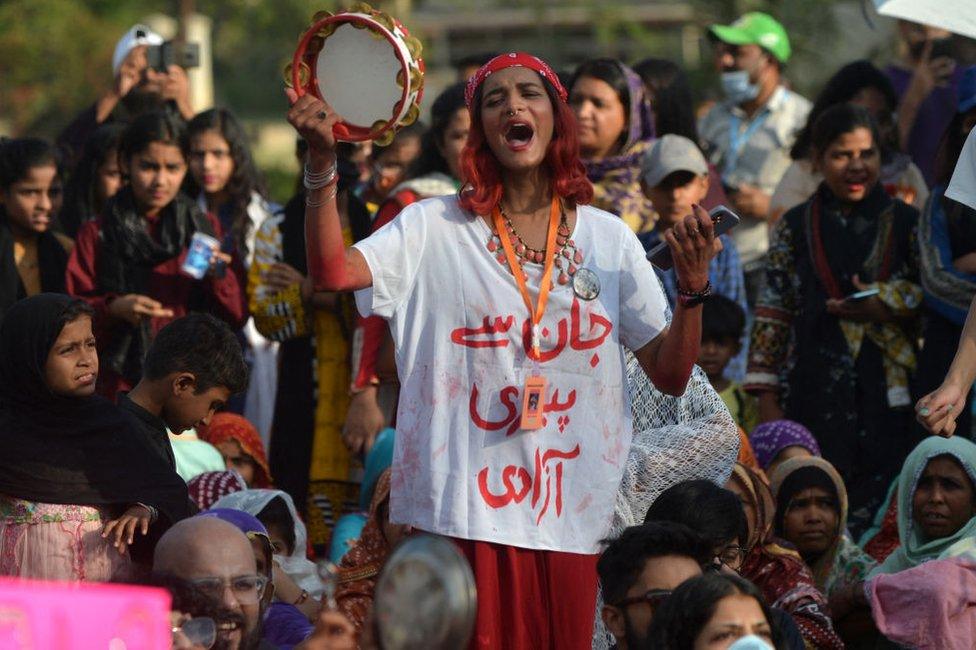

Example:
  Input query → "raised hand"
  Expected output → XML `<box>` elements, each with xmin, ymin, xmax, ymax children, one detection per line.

<box><xmin>285</xmin><ymin>89</ymin><xmax>340</xmax><ymax>163</ymax></box>
<box><xmin>916</xmin><ymin>382</ymin><xmax>966</xmax><ymax>437</ymax></box>
<box><xmin>665</xmin><ymin>204</ymin><xmax>718</xmax><ymax>294</ymax></box>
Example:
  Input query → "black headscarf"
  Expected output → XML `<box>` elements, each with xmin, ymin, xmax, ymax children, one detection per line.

<box><xmin>0</xmin><ymin>214</ymin><xmax>69</xmax><ymax>324</ymax></box>
<box><xmin>773</xmin><ymin>465</ymin><xmax>839</xmax><ymax>535</ymax></box>
<box><xmin>95</xmin><ymin>187</ymin><xmax>213</xmax><ymax>383</ymax></box>
<box><xmin>0</xmin><ymin>293</ymin><xmax>190</xmax><ymax>525</ymax></box>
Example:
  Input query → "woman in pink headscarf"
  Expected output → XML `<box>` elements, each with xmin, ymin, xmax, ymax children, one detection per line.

<box><xmin>284</xmin><ymin>52</ymin><xmax>717</xmax><ymax>648</ymax></box>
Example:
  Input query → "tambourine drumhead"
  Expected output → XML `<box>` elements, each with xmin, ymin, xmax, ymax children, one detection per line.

<box><xmin>289</xmin><ymin>4</ymin><xmax>424</xmax><ymax>144</ymax></box>
<box><xmin>317</xmin><ymin>23</ymin><xmax>403</xmax><ymax>129</ymax></box>
<box><xmin>374</xmin><ymin>534</ymin><xmax>477</xmax><ymax>650</ymax></box>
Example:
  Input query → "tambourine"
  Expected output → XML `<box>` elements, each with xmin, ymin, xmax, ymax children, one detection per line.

<box><xmin>286</xmin><ymin>3</ymin><xmax>425</xmax><ymax>146</ymax></box>
<box><xmin>374</xmin><ymin>534</ymin><xmax>477</xmax><ymax>649</ymax></box>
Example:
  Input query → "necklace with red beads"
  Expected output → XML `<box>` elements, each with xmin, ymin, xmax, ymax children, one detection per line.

<box><xmin>486</xmin><ymin>205</ymin><xmax>584</xmax><ymax>286</ymax></box>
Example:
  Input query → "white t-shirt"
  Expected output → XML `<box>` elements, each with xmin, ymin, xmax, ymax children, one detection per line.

<box><xmin>948</xmin><ymin>128</ymin><xmax>976</xmax><ymax>210</ymax></box>
<box><xmin>353</xmin><ymin>196</ymin><xmax>668</xmax><ymax>553</ymax></box>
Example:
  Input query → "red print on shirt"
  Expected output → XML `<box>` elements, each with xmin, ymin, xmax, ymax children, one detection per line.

<box><xmin>450</xmin><ymin>298</ymin><xmax>613</xmax><ymax>363</ymax></box>
<box><xmin>468</xmin><ymin>383</ymin><xmax>576</xmax><ymax>437</ymax></box>
<box><xmin>450</xmin><ymin>315</ymin><xmax>516</xmax><ymax>349</ymax></box>
<box><xmin>453</xmin><ymin>298</ymin><xmax>613</xmax><ymax>525</ymax></box>
<box><xmin>477</xmin><ymin>444</ymin><xmax>582</xmax><ymax>525</ymax></box>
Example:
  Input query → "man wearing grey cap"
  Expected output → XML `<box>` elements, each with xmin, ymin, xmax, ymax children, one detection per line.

<box><xmin>641</xmin><ymin>135</ymin><xmax>750</xmax><ymax>380</ymax></box>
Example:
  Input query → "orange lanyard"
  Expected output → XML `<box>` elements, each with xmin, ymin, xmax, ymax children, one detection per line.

<box><xmin>491</xmin><ymin>196</ymin><xmax>560</xmax><ymax>360</ymax></box>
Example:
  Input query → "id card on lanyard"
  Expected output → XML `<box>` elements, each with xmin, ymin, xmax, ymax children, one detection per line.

<box><xmin>492</xmin><ymin>197</ymin><xmax>561</xmax><ymax>431</ymax></box>
<box><xmin>726</xmin><ymin>110</ymin><xmax>770</xmax><ymax>176</ymax></box>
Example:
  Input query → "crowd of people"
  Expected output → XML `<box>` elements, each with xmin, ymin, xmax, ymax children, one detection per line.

<box><xmin>2</xmin><ymin>9</ymin><xmax>976</xmax><ymax>650</ymax></box>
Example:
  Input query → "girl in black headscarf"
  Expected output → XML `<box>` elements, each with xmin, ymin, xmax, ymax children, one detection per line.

<box><xmin>65</xmin><ymin>111</ymin><xmax>247</xmax><ymax>402</ymax></box>
<box><xmin>0</xmin><ymin>293</ymin><xmax>190</xmax><ymax>581</ymax></box>
<box><xmin>0</xmin><ymin>138</ymin><xmax>72</xmax><ymax>324</ymax></box>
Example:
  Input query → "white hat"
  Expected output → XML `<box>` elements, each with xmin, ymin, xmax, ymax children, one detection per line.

<box><xmin>112</xmin><ymin>24</ymin><xmax>164</xmax><ymax>75</ymax></box>
<box><xmin>640</xmin><ymin>134</ymin><xmax>710</xmax><ymax>189</ymax></box>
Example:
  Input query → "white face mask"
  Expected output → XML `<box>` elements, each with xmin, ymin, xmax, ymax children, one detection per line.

<box><xmin>727</xmin><ymin>634</ymin><xmax>774</xmax><ymax>650</ymax></box>
<box><xmin>721</xmin><ymin>70</ymin><xmax>760</xmax><ymax>104</ymax></box>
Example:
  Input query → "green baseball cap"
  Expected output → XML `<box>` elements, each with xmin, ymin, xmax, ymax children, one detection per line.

<box><xmin>710</xmin><ymin>12</ymin><xmax>791</xmax><ymax>64</ymax></box>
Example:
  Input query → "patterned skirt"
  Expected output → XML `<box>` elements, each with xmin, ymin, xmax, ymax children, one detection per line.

<box><xmin>0</xmin><ymin>496</ymin><xmax>132</xmax><ymax>582</ymax></box>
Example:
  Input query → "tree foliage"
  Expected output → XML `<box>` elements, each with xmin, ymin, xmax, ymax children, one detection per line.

<box><xmin>1</xmin><ymin>0</ymin><xmax>856</xmax><ymax>137</ymax></box>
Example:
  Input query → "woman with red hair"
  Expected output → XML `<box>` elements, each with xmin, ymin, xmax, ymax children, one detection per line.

<box><xmin>285</xmin><ymin>52</ymin><xmax>716</xmax><ymax>648</ymax></box>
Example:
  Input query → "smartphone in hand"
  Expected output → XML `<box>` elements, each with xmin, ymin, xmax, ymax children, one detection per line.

<box><xmin>845</xmin><ymin>288</ymin><xmax>879</xmax><ymax>302</ymax></box>
<box><xmin>647</xmin><ymin>205</ymin><xmax>741</xmax><ymax>270</ymax></box>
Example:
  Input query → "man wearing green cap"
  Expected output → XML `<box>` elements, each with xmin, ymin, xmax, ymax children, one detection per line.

<box><xmin>700</xmin><ymin>12</ymin><xmax>811</xmax><ymax>306</ymax></box>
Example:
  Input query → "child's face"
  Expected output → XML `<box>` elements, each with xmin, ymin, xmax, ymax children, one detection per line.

<box><xmin>162</xmin><ymin>377</ymin><xmax>231</xmax><ymax>434</ymax></box>
<box><xmin>95</xmin><ymin>149</ymin><xmax>123</xmax><ymax>206</ymax></box>
<box><xmin>370</xmin><ymin>135</ymin><xmax>421</xmax><ymax>198</ymax></box>
<box><xmin>816</xmin><ymin>127</ymin><xmax>880</xmax><ymax>206</ymax></box>
<box><xmin>216</xmin><ymin>438</ymin><xmax>256</xmax><ymax>486</ymax></box>
<box><xmin>644</xmin><ymin>170</ymin><xmax>709</xmax><ymax>228</ymax></box>
<box><xmin>44</xmin><ymin>316</ymin><xmax>98</xmax><ymax>398</ymax></box>
<box><xmin>265</xmin><ymin>522</ymin><xmax>293</xmax><ymax>556</ymax></box>
<box><xmin>698</xmin><ymin>336</ymin><xmax>739</xmax><ymax>382</ymax></box>
<box><xmin>124</xmin><ymin>142</ymin><xmax>187</xmax><ymax>216</ymax></box>
<box><xmin>0</xmin><ymin>164</ymin><xmax>59</xmax><ymax>236</ymax></box>
<box><xmin>189</xmin><ymin>130</ymin><xmax>235</xmax><ymax>197</ymax></box>
<box><xmin>437</xmin><ymin>108</ymin><xmax>471</xmax><ymax>181</ymax></box>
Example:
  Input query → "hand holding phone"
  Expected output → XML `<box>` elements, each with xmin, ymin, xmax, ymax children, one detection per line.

<box><xmin>845</xmin><ymin>288</ymin><xmax>879</xmax><ymax>302</ymax></box>
<box><xmin>647</xmin><ymin>205</ymin><xmax>740</xmax><ymax>270</ymax></box>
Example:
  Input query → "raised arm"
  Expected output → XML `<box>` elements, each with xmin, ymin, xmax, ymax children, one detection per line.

<box><xmin>917</xmin><ymin>296</ymin><xmax>976</xmax><ymax>436</ymax></box>
<box><xmin>285</xmin><ymin>88</ymin><xmax>373</xmax><ymax>292</ymax></box>
<box><xmin>634</xmin><ymin>205</ymin><xmax>716</xmax><ymax>396</ymax></box>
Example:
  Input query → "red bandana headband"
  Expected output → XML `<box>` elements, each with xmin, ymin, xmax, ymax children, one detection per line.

<box><xmin>464</xmin><ymin>52</ymin><xmax>568</xmax><ymax>110</ymax></box>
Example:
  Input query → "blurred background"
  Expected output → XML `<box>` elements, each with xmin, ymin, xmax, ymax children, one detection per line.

<box><xmin>1</xmin><ymin>0</ymin><xmax>972</xmax><ymax>203</ymax></box>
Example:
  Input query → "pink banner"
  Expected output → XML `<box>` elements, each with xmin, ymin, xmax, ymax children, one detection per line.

<box><xmin>0</xmin><ymin>578</ymin><xmax>171</xmax><ymax>649</ymax></box>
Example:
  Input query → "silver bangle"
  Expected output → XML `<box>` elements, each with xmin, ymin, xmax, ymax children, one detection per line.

<box><xmin>304</xmin><ymin>162</ymin><xmax>337</xmax><ymax>190</ymax></box>
<box><xmin>304</xmin><ymin>160</ymin><xmax>336</xmax><ymax>180</ymax></box>
<box><xmin>306</xmin><ymin>183</ymin><xmax>338</xmax><ymax>207</ymax></box>
<box><xmin>304</xmin><ymin>171</ymin><xmax>336</xmax><ymax>190</ymax></box>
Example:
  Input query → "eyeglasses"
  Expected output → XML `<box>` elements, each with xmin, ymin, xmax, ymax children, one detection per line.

<box><xmin>172</xmin><ymin>617</ymin><xmax>216</xmax><ymax>649</ymax></box>
<box><xmin>614</xmin><ymin>588</ymin><xmax>673</xmax><ymax>609</ymax></box>
<box><xmin>187</xmin><ymin>575</ymin><xmax>268</xmax><ymax>605</ymax></box>
<box><xmin>714</xmin><ymin>545</ymin><xmax>746</xmax><ymax>571</ymax></box>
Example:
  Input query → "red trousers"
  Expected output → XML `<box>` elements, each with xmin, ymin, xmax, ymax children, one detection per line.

<box><xmin>454</xmin><ymin>538</ymin><xmax>599</xmax><ymax>650</ymax></box>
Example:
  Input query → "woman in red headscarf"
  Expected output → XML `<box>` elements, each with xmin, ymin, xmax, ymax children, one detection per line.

<box><xmin>285</xmin><ymin>52</ymin><xmax>717</xmax><ymax>649</ymax></box>
<box><xmin>198</xmin><ymin>412</ymin><xmax>272</xmax><ymax>488</ymax></box>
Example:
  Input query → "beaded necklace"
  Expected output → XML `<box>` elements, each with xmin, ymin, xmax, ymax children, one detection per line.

<box><xmin>486</xmin><ymin>204</ymin><xmax>584</xmax><ymax>286</ymax></box>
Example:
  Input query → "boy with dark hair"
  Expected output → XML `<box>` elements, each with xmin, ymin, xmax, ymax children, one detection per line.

<box><xmin>119</xmin><ymin>313</ymin><xmax>248</xmax><ymax>468</ymax></box>
<box><xmin>700</xmin><ymin>294</ymin><xmax>758</xmax><ymax>432</ymax></box>
<box><xmin>598</xmin><ymin>522</ymin><xmax>712</xmax><ymax>650</ymax></box>
<box><xmin>640</xmin><ymin>134</ymin><xmax>750</xmax><ymax>380</ymax></box>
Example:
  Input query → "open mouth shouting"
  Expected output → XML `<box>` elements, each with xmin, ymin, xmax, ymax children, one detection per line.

<box><xmin>504</xmin><ymin>121</ymin><xmax>535</xmax><ymax>152</ymax></box>
<box><xmin>842</xmin><ymin>172</ymin><xmax>869</xmax><ymax>194</ymax></box>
